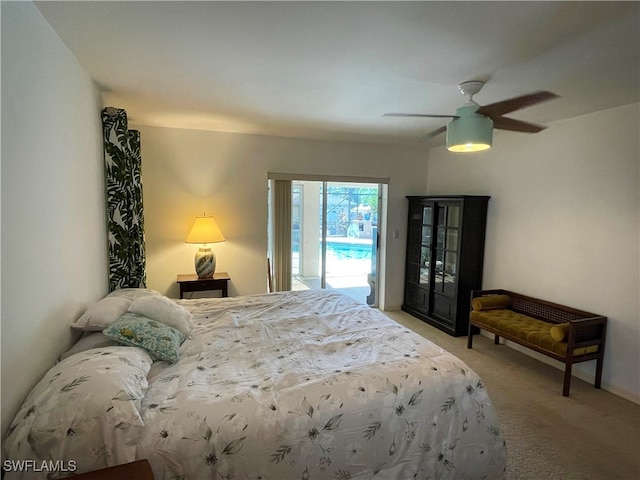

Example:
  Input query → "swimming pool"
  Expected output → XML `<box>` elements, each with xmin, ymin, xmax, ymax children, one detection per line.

<box><xmin>293</xmin><ymin>240</ymin><xmax>373</xmax><ymax>258</ymax></box>
<box><xmin>325</xmin><ymin>240</ymin><xmax>373</xmax><ymax>260</ymax></box>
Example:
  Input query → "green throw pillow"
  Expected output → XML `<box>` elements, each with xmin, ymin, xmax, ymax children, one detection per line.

<box><xmin>103</xmin><ymin>312</ymin><xmax>186</xmax><ymax>363</ymax></box>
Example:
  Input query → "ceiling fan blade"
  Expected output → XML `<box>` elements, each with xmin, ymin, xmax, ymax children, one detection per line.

<box><xmin>383</xmin><ymin>113</ymin><xmax>458</xmax><ymax>119</ymax></box>
<box><xmin>477</xmin><ymin>91</ymin><xmax>558</xmax><ymax>118</ymax></box>
<box><xmin>491</xmin><ymin>116</ymin><xmax>547</xmax><ymax>133</ymax></box>
<box><xmin>426</xmin><ymin>125</ymin><xmax>448</xmax><ymax>138</ymax></box>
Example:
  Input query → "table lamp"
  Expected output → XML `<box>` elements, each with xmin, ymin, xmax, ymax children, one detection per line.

<box><xmin>185</xmin><ymin>215</ymin><xmax>225</xmax><ymax>278</ymax></box>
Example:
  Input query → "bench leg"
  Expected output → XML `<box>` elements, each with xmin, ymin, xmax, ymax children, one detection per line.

<box><xmin>467</xmin><ymin>330</ymin><xmax>474</xmax><ymax>349</ymax></box>
<box><xmin>595</xmin><ymin>356</ymin><xmax>603</xmax><ymax>389</ymax></box>
<box><xmin>494</xmin><ymin>335</ymin><xmax>500</xmax><ymax>345</ymax></box>
<box><xmin>563</xmin><ymin>362</ymin><xmax>572</xmax><ymax>397</ymax></box>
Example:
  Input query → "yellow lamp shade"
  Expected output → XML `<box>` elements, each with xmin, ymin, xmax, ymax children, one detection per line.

<box><xmin>185</xmin><ymin>216</ymin><xmax>225</xmax><ymax>244</ymax></box>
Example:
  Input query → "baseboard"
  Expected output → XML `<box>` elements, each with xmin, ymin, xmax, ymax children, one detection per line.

<box><xmin>599</xmin><ymin>382</ymin><xmax>640</xmax><ymax>405</ymax></box>
<box><xmin>485</xmin><ymin>333</ymin><xmax>640</xmax><ymax>405</ymax></box>
<box><xmin>381</xmin><ymin>305</ymin><xmax>402</xmax><ymax>311</ymax></box>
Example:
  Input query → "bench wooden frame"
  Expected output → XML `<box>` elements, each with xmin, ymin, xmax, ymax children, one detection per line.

<box><xmin>467</xmin><ymin>289</ymin><xmax>607</xmax><ymax>397</ymax></box>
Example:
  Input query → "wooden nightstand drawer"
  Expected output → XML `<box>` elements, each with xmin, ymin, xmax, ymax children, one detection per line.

<box><xmin>177</xmin><ymin>272</ymin><xmax>231</xmax><ymax>299</ymax></box>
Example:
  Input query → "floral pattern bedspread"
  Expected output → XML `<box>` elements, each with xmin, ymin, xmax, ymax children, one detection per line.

<box><xmin>139</xmin><ymin>290</ymin><xmax>506</xmax><ymax>479</ymax></box>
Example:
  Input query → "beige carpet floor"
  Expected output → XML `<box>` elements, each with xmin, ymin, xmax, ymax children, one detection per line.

<box><xmin>384</xmin><ymin>309</ymin><xmax>640</xmax><ymax>480</ymax></box>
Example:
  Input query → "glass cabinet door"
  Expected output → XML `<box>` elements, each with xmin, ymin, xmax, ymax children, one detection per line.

<box><xmin>420</xmin><ymin>246</ymin><xmax>430</xmax><ymax>284</ymax></box>
<box><xmin>407</xmin><ymin>206</ymin><xmax>423</xmax><ymax>265</ymax></box>
<box><xmin>433</xmin><ymin>203</ymin><xmax>459</xmax><ymax>295</ymax></box>
<box><xmin>447</xmin><ymin>205</ymin><xmax>460</xmax><ymax>227</ymax></box>
<box><xmin>406</xmin><ymin>204</ymin><xmax>423</xmax><ymax>284</ymax></box>
<box><xmin>419</xmin><ymin>206</ymin><xmax>432</xmax><ymax>285</ymax></box>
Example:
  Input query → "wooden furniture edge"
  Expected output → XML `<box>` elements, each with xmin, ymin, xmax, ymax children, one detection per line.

<box><xmin>59</xmin><ymin>459</ymin><xmax>154</xmax><ymax>479</ymax></box>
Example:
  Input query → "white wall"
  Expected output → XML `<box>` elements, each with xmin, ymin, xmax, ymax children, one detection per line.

<box><xmin>426</xmin><ymin>103</ymin><xmax>640</xmax><ymax>403</ymax></box>
<box><xmin>1</xmin><ymin>2</ymin><xmax>107</xmax><ymax>435</ymax></box>
<box><xmin>135</xmin><ymin>125</ymin><xmax>429</xmax><ymax>307</ymax></box>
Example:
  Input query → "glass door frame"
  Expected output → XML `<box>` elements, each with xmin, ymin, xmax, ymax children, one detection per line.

<box><xmin>268</xmin><ymin>173</ymin><xmax>388</xmax><ymax>306</ymax></box>
<box><xmin>319</xmin><ymin>181</ymin><xmax>381</xmax><ymax>302</ymax></box>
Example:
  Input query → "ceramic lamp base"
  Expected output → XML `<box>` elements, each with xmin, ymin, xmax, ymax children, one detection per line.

<box><xmin>194</xmin><ymin>247</ymin><xmax>216</xmax><ymax>278</ymax></box>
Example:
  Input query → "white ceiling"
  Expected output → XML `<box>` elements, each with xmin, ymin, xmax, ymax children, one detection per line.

<box><xmin>35</xmin><ymin>1</ymin><xmax>640</xmax><ymax>145</ymax></box>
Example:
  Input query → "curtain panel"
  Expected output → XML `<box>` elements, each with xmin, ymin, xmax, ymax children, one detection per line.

<box><xmin>101</xmin><ymin>107</ymin><xmax>146</xmax><ymax>291</ymax></box>
<box><xmin>272</xmin><ymin>179</ymin><xmax>292</xmax><ymax>291</ymax></box>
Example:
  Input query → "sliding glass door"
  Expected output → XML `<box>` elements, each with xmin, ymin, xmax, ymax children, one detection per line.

<box><xmin>291</xmin><ymin>180</ymin><xmax>380</xmax><ymax>305</ymax></box>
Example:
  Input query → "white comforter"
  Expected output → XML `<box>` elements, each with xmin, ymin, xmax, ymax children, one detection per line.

<box><xmin>4</xmin><ymin>289</ymin><xmax>506</xmax><ymax>479</ymax></box>
<box><xmin>141</xmin><ymin>290</ymin><xmax>506</xmax><ymax>479</ymax></box>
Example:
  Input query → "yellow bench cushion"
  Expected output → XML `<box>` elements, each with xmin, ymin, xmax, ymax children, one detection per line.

<box><xmin>550</xmin><ymin>323</ymin><xmax>570</xmax><ymax>341</ymax></box>
<box><xmin>470</xmin><ymin>309</ymin><xmax>598</xmax><ymax>357</ymax></box>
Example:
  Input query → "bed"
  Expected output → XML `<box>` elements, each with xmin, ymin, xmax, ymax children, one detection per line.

<box><xmin>3</xmin><ymin>289</ymin><xmax>506</xmax><ymax>479</ymax></box>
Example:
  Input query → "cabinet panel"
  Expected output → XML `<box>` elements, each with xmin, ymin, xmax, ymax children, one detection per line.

<box><xmin>432</xmin><ymin>295</ymin><xmax>454</xmax><ymax>323</ymax></box>
<box><xmin>402</xmin><ymin>196</ymin><xmax>489</xmax><ymax>336</ymax></box>
<box><xmin>405</xmin><ymin>284</ymin><xmax>429</xmax><ymax>312</ymax></box>
<box><xmin>407</xmin><ymin>264</ymin><xmax>420</xmax><ymax>285</ymax></box>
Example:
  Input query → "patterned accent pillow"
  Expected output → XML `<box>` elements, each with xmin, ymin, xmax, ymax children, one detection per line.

<box><xmin>103</xmin><ymin>313</ymin><xmax>186</xmax><ymax>363</ymax></box>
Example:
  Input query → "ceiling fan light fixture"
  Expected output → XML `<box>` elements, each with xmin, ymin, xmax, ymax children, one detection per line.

<box><xmin>446</xmin><ymin>113</ymin><xmax>493</xmax><ymax>153</ymax></box>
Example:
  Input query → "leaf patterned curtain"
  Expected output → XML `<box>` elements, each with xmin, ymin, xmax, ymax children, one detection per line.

<box><xmin>101</xmin><ymin>107</ymin><xmax>146</xmax><ymax>291</ymax></box>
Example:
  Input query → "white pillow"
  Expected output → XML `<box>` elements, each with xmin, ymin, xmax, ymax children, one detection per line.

<box><xmin>107</xmin><ymin>288</ymin><xmax>160</xmax><ymax>300</ymax></box>
<box><xmin>128</xmin><ymin>295</ymin><xmax>194</xmax><ymax>336</ymax></box>
<box><xmin>59</xmin><ymin>332</ymin><xmax>120</xmax><ymax>361</ymax></box>
<box><xmin>4</xmin><ymin>347</ymin><xmax>152</xmax><ymax>474</ymax></box>
<box><xmin>71</xmin><ymin>297</ymin><xmax>131</xmax><ymax>331</ymax></box>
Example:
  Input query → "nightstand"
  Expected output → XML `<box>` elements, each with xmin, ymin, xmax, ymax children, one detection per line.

<box><xmin>177</xmin><ymin>272</ymin><xmax>231</xmax><ymax>299</ymax></box>
<box><xmin>60</xmin><ymin>460</ymin><xmax>154</xmax><ymax>479</ymax></box>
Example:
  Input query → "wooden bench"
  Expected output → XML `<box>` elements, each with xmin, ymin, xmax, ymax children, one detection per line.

<box><xmin>467</xmin><ymin>289</ymin><xmax>607</xmax><ymax>396</ymax></box>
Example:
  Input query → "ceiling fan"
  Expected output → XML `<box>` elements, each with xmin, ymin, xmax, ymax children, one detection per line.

<box><xmin>384</xmin><ymin>81</ymin><xmax>558</xmax><ymax>152</ymax></box>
